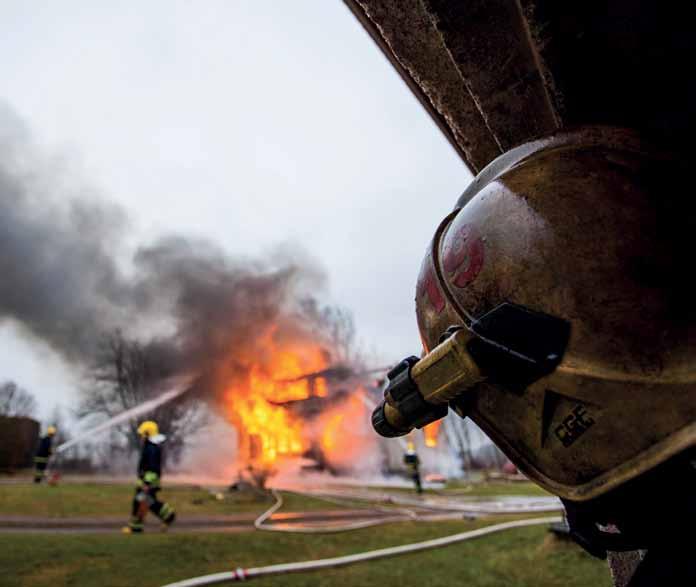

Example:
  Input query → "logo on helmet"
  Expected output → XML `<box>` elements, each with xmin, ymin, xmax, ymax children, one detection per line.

<box><xmin>554</xmin><ymin>405</ymin><xmax>595</xmax><ymax>448</ymax></box>
<box><xmin>442</xmin><ymin>223</ymin><xmax>484</xmax><ymax>288</ymax></box>
<box><xmin>417</xmin><ymin>252</ymin><xmax>446</xmax><ymax>314</ymax></box>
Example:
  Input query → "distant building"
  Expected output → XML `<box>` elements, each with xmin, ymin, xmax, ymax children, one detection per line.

<box><xmin>0</xmin><ymin>416</ymin><xmax>40</xmax><ymax>470</ymax></box>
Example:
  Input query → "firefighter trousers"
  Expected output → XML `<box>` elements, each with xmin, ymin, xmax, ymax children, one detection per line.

<box><xmin>128</xmin><ymin>485</ymin><xmax>176</xmax><ymax>532</ymax></box>
<box><xmin>34</xmin><ymin>457</ymin><xmax>48</xmax><ymax>483</ymax></box>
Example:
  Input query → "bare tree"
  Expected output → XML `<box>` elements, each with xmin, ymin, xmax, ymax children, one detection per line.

<box><xmin>323</xmin><ymin>306</ymin><xmax>360</xmax><ymax>365</ymax></box>
<box><xmin>0</xmin><ymin>381</ymin><xmax>37</xmax><ymax>418</ymax></box>
<box><xmin>79</xmin><ymin>330</ymin><xmax>208</xmax><ymax>463</ymax></box>
<box><xmin>300</xmin><ymin>301</ymin><xmax>362</xmax><ymax>366</ymax></box>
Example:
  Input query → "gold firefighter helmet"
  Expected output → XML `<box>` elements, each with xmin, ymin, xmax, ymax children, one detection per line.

<box><xmin>46</xmin><ymin>426</ymin><xmax>57</xmax><ymax>436</ymax></box>
<box><xmin>373</xmin><ymin>127</ymin><xmax>696</xmax><ymax>501</ymax></box>
<box><xmin>137</xmin><ymin>420</ymin><xmax>159</xmax><ymax>438</ymax></box>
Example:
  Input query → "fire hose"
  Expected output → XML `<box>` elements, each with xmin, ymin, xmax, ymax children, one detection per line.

<box><xmin>302</xmin><ymin>487</ymin><xmax>561</xmax><ymax>514</ymax></box>
<box><xmin>161</xmin><ymin>515</ymin><xmax>561</xmax><ymax>586</ymax></box>
<box><xmin>253</xmin><ymin>486</ymin><xmax>562</xmax><ymax>533</ymax></box>
<box><xmin>253</xmin><ymin>489</ymin><xmax>421</xmax><ymax>533</ymax></box>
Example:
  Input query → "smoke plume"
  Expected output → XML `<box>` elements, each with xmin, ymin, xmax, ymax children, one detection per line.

<box><xmin>0</xmin><ymin>103</ymin><xmax>333</xmax><ymax>401</ymax></box>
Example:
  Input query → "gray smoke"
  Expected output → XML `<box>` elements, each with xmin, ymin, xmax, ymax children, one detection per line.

<box><xmin>0</xmin><ymin>106</ymin><xmax>134</xmax><ymax>360</ymax></box>
<box><xmin>0</xmin><ymin>103</ymin><xmax>331</xmax><ymax>399</ymax></box>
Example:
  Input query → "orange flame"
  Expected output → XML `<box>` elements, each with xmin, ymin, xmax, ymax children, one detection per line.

<box><xmin>225</xmin><ymin>340</ymin><xmax>329</xmax><ymax>466</ymax></box>
<box><xmin>320</xmin><ymin>413</ymin><xmax>345</xmax><ymax>453</ymax></box>
<box><xmin>318</xmin><ymin>389</ymin><xmax>376</xmax><ymax>470</ymax></box>
<box><xmin>423</xmin><ymin>420</ymin><xmax>442</xmax><ymax>448</ymax></box>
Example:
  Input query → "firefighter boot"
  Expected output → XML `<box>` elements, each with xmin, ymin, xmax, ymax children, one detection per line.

<box><xmin>122</xmin><ymin>517</ymin><xmax>144</xmax><ymax>534</ymax></box>
<box><xmin>156</xmin><ymin>502</ymin><xmax>176</xmax><ymax>529</ymax></box>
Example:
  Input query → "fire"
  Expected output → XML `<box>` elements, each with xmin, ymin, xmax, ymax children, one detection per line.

<box><xmin>221</xmin><ymin>323</ymin><xmax>378</xmax><ymax>474</ymax></box>
<box><xmin>225</xmin><ymin>340</ymin><xmax>329</xmax><ymax>466</ymax></box>
<box><xmin>320</xmin><ymin>413</ymin><xmax>344</xmax><ymax>452</ymax></box>
<box><xmin>317</xmin><ymin>389</ymin><xmax>377</xmax><ymax>471</ymax></box>
<box><xmin>423</xmin><ymin>420</ymin><xmax>442</xmax><ymax>447</ymax></box>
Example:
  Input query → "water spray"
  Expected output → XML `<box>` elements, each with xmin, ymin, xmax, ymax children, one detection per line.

<box><xmin>55</xmin><ymin>376</ymin><xmax>194</xmax><ymax>454</ymax></box>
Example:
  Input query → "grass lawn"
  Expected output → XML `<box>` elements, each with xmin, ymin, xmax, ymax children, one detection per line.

<box><xmin>0</xmin><ymin>519</ymin><xmax>610</xmax><ymax>587</ymax></box>
<box><xmin>442</xmin><ymin>480</ymin><xmax>552</xmax><ymax>497</ymax></box>
<box><xmin>0</xmin><ymin>483</ymin><xmax>341</xmax><ymax>518</ymax></box>
<box><xmin>0</xmin><ymin>480</ymin><xmax>550</xmax><ymax>518</ymax></box>
<box><xmin>350</xmin><ymin>479</ymin><xmax>551</xmax><ymax>498</ymax></box>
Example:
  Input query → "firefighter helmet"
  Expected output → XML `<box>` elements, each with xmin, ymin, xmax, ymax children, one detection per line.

<box><xmin>380</xmin><ymin>127</ymin><xmax>696</xmax><ymax>501</ymax></box>
<box><xmin>137</xmin><ymin>420</ymin><xmax>159</xmax><ymax>438</ymax></box>
<box><xmin>46</xmin><ymin>426</ymin><xmax>57</xmax><ymax>436</ymax></box>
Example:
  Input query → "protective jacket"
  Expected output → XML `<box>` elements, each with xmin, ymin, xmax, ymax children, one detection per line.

<box><xmin>404</xmin><ymin>452</ymin><xmax>420</xmax><ymax>472</ymax></box>
<box><xmin>36</xmin><ymin>435</ymin><xmax>53</xmax><ymax>459</ymax></box>
<box><xmin>138</xmin><ymin>439</ymin><xmax>162</xmax><ymax>480</ymax></box>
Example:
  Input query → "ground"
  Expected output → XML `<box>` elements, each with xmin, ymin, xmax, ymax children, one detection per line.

<box><xmin>0</xmin><ymin>482</ymin><xmax>334</xmax><ymax>517</ymax></box>
<box><xmin>444</xmin><ymin>478</ymin><xmax>552</xmax><ymax>497</ymax></box>
<box><xmin>0</xmin><ymin>477</ymin><xmax>552</xmax><ymax>518</ymax></box>
<box><xmin>0</xmin><ymin>478</ymin><xmax>611</xmax><ymax>587</ymax></box>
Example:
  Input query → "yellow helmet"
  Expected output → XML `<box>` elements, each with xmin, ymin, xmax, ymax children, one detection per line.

<box><xmin>137</xmin><ymin>420</ymin><xmax>159</xmax><ymax>438</ymax></box>
<box><xmin>373</xmin><ymin>127</ymin><xmax>696</xmax><ymax>502</ymax></box>
<box><xmin>46</xmin><ymin>426</ymin><xmax>57</xmax><ymax>436</ymax></box>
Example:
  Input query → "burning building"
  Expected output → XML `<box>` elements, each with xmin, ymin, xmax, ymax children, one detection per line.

<box><xmin>0</xmin><ymin>104</ymin><xmax>465</xmax><ymax>481</ymax></box>
<box><xmin>219</xmin><ymin>332</ymin><xmax>388</xmax><ymax>476</ymax></box>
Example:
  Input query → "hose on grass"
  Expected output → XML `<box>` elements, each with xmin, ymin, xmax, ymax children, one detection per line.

<box><xmin>161</xmin><ymin>515</ymin><xmax>561</xmax><ymax>586</ymax></box>
<box><xmin>253</xmin><ymin>489</ymin><xmax>420</xmax><ymax>534</ymax></box>
<box><xmin>287</xmin><ymin>486</ymin><xmax>563</xmax><ymax>516</ymax></box>
<box><xmin>254</xmin><ymin>484</ymin><xmax>562</xmax><ymax>533</ymax></box>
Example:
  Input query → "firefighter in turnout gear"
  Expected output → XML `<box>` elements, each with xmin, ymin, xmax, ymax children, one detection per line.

<box><xmin>34</xmin><ymin>426</ymin><xmax>56</xmax><ymax>483</ymax></box>
<box><xmin>404</xmin><ymin>441</ymin><xmax>422</xmax><ymax>494</ymax></box>
<box><xmin>122</xmin><ymin>420</ymin><xmax>176</xmax><ymax>534</ymax></box>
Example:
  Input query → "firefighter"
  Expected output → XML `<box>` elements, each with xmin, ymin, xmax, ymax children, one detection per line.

<box><xmin>33</xmin><ymin>426</ymin><xmax>56</xmax><ymax>483</ymax></box>
<box><xmin>403</xmin><ymin>441</ymin><xmax>422</xmax><ymax>494</ymax></box>
<box><xmin>371</xmin><ymin>128</ymin><xmax>696</xmax><ymax>583</ymax></box>
<box><xmin>122</xmin><ymin>420</ymin><xmax>176</xmax><ymax>534</ymax></box>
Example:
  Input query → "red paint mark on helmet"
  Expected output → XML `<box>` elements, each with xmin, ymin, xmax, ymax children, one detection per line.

<box><xmin>417</xmin><ymin>253</ymin><xmax>445</xmax><ymax>314</ymax></box>
<box><xmin>442</xmin><ymin>223</ymin><xmax>484</xmax><ymax>288</ymax></box>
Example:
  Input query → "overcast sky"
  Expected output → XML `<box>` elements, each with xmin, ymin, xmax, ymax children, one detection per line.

<box><xmin>0</xmin><ymin>1</ymin><xmax>471</xmax><ymax>419</ymax></box>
